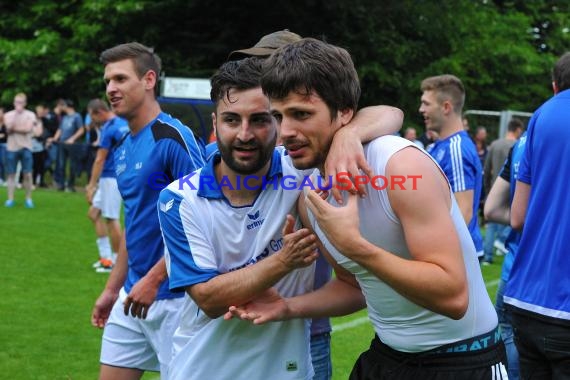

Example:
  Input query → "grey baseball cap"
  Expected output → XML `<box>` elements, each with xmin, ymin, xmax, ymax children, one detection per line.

<box><xmin>228</xmin><ymin>30</ymin><xmax>302</xmax><ymax>60</ymax></box>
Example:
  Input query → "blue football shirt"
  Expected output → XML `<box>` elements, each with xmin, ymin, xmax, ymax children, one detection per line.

<box><xmin>114</xmin><ymin>112</ymin><xmax>205</xmax><ymax>299</ymax></box>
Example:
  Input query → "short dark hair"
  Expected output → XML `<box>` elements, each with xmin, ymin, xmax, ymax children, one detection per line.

<box><xmin>87</xmin><ymin>98</ymin><xmax>110</xmax><ymax>113</ymax></box>
<box><xmin>421</xmin><ymin>74</ymin><xmax>465</xmax><ymax>114</ymax></box>
<box><xmin>508</xmin><ymin>118</ymin><xmax>524</xmax><ymax>132</ymax></box>
<box><xmin>553</xmin><ymin>52</ymin><xmax>570</xmax><ymax>92</ymax></box>
<box><xmin>64</xmin><ymin>99</ymin><xmax>74</xmax><ymax>108</ymax></box>
<box><xmin>210</xmin><ymin>57</ymin><xmax>264</xmax><ymax>108</ymax></box>
<box><xmin>100</xmin><ymin>42</ymin><xmax>162</xmax><ymax>91</ymax></box>
<box><xmin>261</xmin><ymin>38</ymin><xmax>360</xmax><ymax>119</ymax></box>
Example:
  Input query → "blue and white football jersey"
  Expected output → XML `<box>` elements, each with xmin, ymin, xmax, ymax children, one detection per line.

<box><xmin>99</xmin><ymin>116</ymin><xmax>129</xmax><ymax>178</ymax></box>
<box><xmin>427</xmin><ymin>131</ymin><xmax>483</xmax><ymax>253</ymax></box>
<box><xmin>114</xmin><ymin>112</ymin><xmax>204</xmax><ymax>300</ymax></box>
<box><xmin>158</xmin><ymin>147</ymin><xmax>315</xmax><ymax>380</ymax></box>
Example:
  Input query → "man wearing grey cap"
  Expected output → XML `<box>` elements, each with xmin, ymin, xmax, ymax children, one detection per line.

<box><xmin>228</xmin><ymin>30</ymin><xmax>302</xmax><ymax>60</ymax></box>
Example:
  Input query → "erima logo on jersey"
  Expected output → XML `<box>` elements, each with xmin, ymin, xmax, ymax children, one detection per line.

<box><xmin>247</xmin><ymin>211</ymin><xmax>264</xmax><ymax>230</ymax></box>
<box><xmin>160</xmin><ymin>199</ymin><xmax>174</xmax><ymax>212</ymax></box>
<box><xmin>135</xmin><ymin>162</ymin><xmax>143</xmax><ymax>170</ymax></box>
<box><xmin>248</xmin><ymin>211</ymin><xmax>260</xmax><ymax>220</ymax></box>
<box><xmin>118</xmin><ymin>149</ymin><xmax>126</xmax><ymax>161</ymax></box>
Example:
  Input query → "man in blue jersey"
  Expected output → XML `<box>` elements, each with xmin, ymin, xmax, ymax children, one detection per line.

<box><xmin>90</xmin><ymin>42</ymin><xmax>205</xmax><ymax>380</ymax></box>
<box><xmin>484</xmin><ymin>134</ymin><xmax>527</xmax><ymax>380</ymax></box>
<box><xmin>508</xmin><ymin>52</ymin><xmax>570</xmax><ymax>379</ymax></box>
<box><xmin>228</xmin><ymin>38</ymin><xmax>507</xmax><ymax>379</ymax></box>
<box><xmin>419</xmin><ymin>75</ymin><xmax>484</xmax><ymax>260</ymax></box>
<box><xmin>158</xmin><ymin>56</ymin><xmax>403</xmax><ymax>380</ymax></box>
<box><xmin>85</xmin><ymin>98</ymin><xmax>129</xmax><ymax>273</ymax></box>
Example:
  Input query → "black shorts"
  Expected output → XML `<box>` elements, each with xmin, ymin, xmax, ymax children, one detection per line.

<box><xmin>350</xmin><ymin>328</ymin><xmax>508</xmax><ymax>379</ymax></box>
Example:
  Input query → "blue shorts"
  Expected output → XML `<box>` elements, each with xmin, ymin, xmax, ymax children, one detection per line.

<box><xmin>6</xmin><ymin>149</ymin><xmax>33</xmax><ymax>174</ymax></box>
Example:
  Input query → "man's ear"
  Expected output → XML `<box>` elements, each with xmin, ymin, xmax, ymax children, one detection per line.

<box><xmin>211</xmin><ymin>112</ymin><xmax>217</xmax><ymax>135</ymax></box>
<box><xmin>442</xmin><ymin>100</ymin><xmax>453</xmax><ymax>115</ymax></box>
<box><xmin>144</xmin><ymin>70</ymin><xmax>157</xmax><ymax>90</ymax></box>
<box><xmin>552</xmin><ymin>81</ymin><xmax>559</xmax><ymax>95</ymax></box>
<box><xmin>338</xmin><ymin>108</ymin><xmax>354</xmax><ymax>126</ymax></box>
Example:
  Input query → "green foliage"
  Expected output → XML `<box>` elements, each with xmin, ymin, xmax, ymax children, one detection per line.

<box><xmin>0</xmin><ymin>0</ymin><xmax>567</xmax><ymax>127</ymax></box>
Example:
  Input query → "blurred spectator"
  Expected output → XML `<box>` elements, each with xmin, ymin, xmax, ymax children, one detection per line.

<box><xmin>47</xmin><ymin>99</ymin><xmax>84</xmax><ymax>192</ymax></box>
<box><xmin>4</xmin><ymin>93</ymin><xmax>40</xmax><ymax>208</ymax></box>
<box><xmin>402</xmin><ymin>127</ymin><xmax>424</xmax><ymax>148</ymax></box>
<box><xmin>473</xmin><ymin>126</ymin><xmax>488</xmax><ymax>167</ymax></box>
<box><xmin>35</xmin><ymin>103</ymin><xmax>59</xmax><ymax>186</ymax></box>
<box><xmin>0</xmin><ymin>107</ymin><xmax>6</xmax><ymax>186</ymax></box>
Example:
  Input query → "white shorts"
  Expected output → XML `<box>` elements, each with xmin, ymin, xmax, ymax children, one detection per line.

<box><xmin>100</xmin><ymin>287</ymin><xmax>185</xmax><ymax>374</ymax></box>
<box><xmin>92</xmin><ymin>177</ymin><xmax>122</xmax><ymax>220</ymax></box>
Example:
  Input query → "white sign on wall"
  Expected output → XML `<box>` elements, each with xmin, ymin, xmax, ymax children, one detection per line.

<box><xmin>161</xmin><ymin>77</ymin><xmax>211</xmax><ymax>100</ymax></box>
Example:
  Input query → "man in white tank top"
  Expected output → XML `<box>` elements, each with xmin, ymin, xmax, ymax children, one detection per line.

<box><xmin>227</xmin><ymin>38</ymin><xmax>508</xmax><ymax>379</ymax></box>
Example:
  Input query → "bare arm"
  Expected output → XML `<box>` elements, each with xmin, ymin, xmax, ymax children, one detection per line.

<box><xmin>86</xmin><ymin>148</ymin><xmax>109</xmax><ymax>203</ymax></box>
<box><xmin>484</xmin><ymin>176</ymin><xmax>511</xmax><ymax>225</ymax></box>
<box><xmin>511</xmin><ymin>180</ymin><xmax>530</xmax><ymax>230</ymax></box>
<box><xmin>5</xmin><ymin>112</ymin><xmax>35</xmax><ymax>134</ymax></box>
<box><xmin>346</xmin><ymin>106</ymin><xmax>404</xmax><ymax>143</ymax></box>
<box><xmin>91</xmin><ymin>232</ymin><xmax>128</xmax><ymax>328</ymax></box>
<box><xmin>305</xmin><ymin>147</ymin><xmax>468</xmax><ymax>320</ymax></box>
<box><xmin>190</xmin><ymin>215</ymin><xmax>318</xmax><ymax>319</ymax></box>
<box><xmin>454</xmin><ymin>190</ymin><xmax>474</xmax><ymax>225</ymax></box>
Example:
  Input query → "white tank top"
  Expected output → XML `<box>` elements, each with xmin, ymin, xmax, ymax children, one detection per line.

<box><xmin>309</xmin><ymin>135</ymin><xmax>497</xmax><ymax>352</ymax></box>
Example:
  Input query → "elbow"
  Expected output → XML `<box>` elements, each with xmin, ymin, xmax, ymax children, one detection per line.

<box><xmin>448</xmin><ymin>295</ymin><xmax>469</xmax><ymax>320</ymax></box>
<box><xmin>188</xmin><ymin>286</ymin><xmax>224</xmax><ymax>319</ymax></box>
<box><xmin>389</xmin><ymin>107</ymin><xmax>405</xmax><ymax>128</ymax></box>
<box><xmin>510</xmin><ymin>209</ymin><xmax>524</xmax><ymax>230</ymax></box>
<box><xmin>443</xmin><ymin>285</ymin><xmax>469</xmax><ymax>320</ymax></box>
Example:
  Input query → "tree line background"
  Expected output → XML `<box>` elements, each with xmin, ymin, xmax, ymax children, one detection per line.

<box><xmin>0</xmin><ymin>0</ymin><xmax>568</xmax><ymax>131</ymax></box>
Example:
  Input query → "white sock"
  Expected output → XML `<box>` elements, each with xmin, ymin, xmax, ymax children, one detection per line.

<box><xmin>96</xmin><ymin>237</ymin><xmax>112</xmax><ymax>260</ymax></box>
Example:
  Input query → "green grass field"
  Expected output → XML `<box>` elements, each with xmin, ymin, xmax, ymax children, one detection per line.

<box><xmin>0</xmin><ymin>188</ymin><xmax>503</xmax><ymax>380</ymax></box>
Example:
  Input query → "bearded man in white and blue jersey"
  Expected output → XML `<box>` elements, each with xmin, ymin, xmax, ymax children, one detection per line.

<box><xmin>90</xmin><ymin>42</ymin><xmax>205</xmax><ymax>380</ymax></box>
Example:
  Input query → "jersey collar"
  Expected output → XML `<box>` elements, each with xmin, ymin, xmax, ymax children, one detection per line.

<box><xmin>197</xmin><ymin>148</ymin><xmax>283</xmax><ymax>199</ymax></box>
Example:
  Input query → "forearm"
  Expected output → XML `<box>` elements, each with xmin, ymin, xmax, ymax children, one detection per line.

<box><xmin>68</xmin><ymin>128</ymin><xmax>84</xmax><ymax>143</ymax></box>
<box><xmin>87</xmin><ymin>151</ymin><xmax>107</xmax><ymax>188</ymax></box>
<box><xmin>345</xmin><ymin>237</ymin><xmax>467</xmax><ymax>319</ymax></box>
<box><xmin>287</xmin><ymin>278</ymin><xmax>365</xmax><ymax>319</ymax></box>
<box><xmin>348</xmin><ymin>105</ymin><xmax>403</xmax><ymax>143</ymax></box>
<box><xmin>104</xmin><ymin>233</ymin><xmax>128</xmax><ymax>294</ymax></box>
<box><xmin>143</xmin><ymin>257</ymin><xmax>168</xmax><ymax>290</ymax></box>
<box><xmin>191</xmin><ymin>255</ymin><xmax>293</xmax><ymax>318</ymax></box>
<box><xmin>483</xmin><ymin>177</ymin><xmax>511</xmax><ymax>225</ymax></box>
<box><xmin>511</xmin><ymin>181</ymin><xmax>530</xmax><ymax>230</ymax></box>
